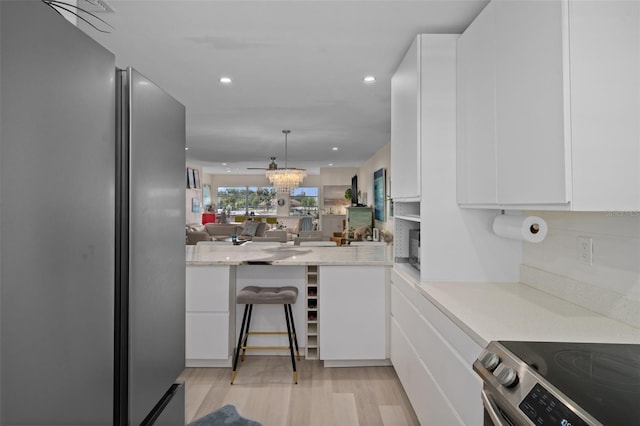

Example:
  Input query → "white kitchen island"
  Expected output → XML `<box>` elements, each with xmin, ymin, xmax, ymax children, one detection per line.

<box><xmin>185</xmin><ymin>244</ymin><xmax>393</xmax><ymax>367</ymax></box>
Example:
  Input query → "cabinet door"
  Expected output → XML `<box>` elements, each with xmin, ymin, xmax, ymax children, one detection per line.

<box><xmin>494</xmin><ymin>0</ymin><xmax>570</xmax><ymax>205</ymax></box>
<box><xmin>185</xmin><ymin>313</ymin><xmax>230</xmax><ymax>359</ymax></box>
<box><xmin>568</xmin><ymin>0</ymin><xmax>640</xmax><ymax>210</ymax></box>
<box><xmin>391</xmin><ymin>36</ymin><xmax>421</xmax><ymax>200</ymax></box>
<box><xmin>186</xmin><ymin>270</ymin><xmax>230</xmax><ymax>312</ymax></box>
<box><xmin>319</xmin><ymin>266</ymin><xmax>386</xmax><ymax>360</ymax></box>
<box><xmin>456</xmin><ymin>1</ymin><xmax>497</xmax><ymax>205</ymax></box>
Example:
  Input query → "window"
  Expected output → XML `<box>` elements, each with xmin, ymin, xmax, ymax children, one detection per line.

<box><xmin>290</xmin><ymin>187</ymin><xmax>319</xmax><ymax>216</ymax></box>
<box><xmin>217</xmin><ymin>186</ymin><xmax>277</xmax><ymax>215</ymax></box>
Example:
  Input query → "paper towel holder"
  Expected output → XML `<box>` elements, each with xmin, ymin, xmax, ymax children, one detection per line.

<box><xmin>530</xmin><ymin>223</ymin><xmax>540</xmax><ymax>234</ymax></box>
<box><xmin>492</xmin><ymin>212</ymin><xmax>548</xmax><ymax>243</ymax></box>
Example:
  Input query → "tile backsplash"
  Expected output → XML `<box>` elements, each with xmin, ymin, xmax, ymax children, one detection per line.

<box><xmin>520</xmin><ymin>211</ymin><xmax>640</xmax><ymax>328</ymax></box>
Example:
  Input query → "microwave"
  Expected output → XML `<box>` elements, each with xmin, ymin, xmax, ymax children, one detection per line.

<box><xmin>408</xmin><ymin>229</ymin><xmax>420</xmax><ymax>271</ymax></box>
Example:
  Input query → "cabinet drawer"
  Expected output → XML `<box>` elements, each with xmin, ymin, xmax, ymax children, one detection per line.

<box><xmin>413</xmin><ymin>358</ymin><xmax>464</xmax><ymax>426</ymax></box>
<box><xmin>185</xmin><ymin>313</ymin><xmax>230</xmax><ymax>360</ymax></box>
<box><xmin>414</xmin><ymin>311</ymin><xmax>483</xmax><ymax>426</ymax></box>
<box><xmin>390</xmin><ymin>286</ymin><xmax>422</xmax><ymax>344</ymax></box>
<box><xmin>391</xmin><ymin>268</ymin><xmax>419</xmax><ymax>305</ymax></box>
<box><xmin>418</xmin><ymin>293</ymin><xmax>482</xmax><ymax>366</ymax></box>
<box><xmin>392</xmin><ymin>317</ymin><xmax>463</xmax><ymax>426</ymax></box>
<box><xmin>390</xmin><ymin>318</ymin><xmax>412</xmax><ymax>389</ymax></box>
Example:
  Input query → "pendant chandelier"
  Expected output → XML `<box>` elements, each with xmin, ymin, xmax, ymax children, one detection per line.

<box><xmin>265</xmin><ymin>130</ymin><xmax>306</xmax><ymax>193</ymax></box>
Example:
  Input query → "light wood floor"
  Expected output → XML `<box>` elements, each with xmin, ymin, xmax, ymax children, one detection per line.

<box><xmin>179</xmin><ymin>356</ymin><xmax>420</xmax><ymax>426</ymax></box>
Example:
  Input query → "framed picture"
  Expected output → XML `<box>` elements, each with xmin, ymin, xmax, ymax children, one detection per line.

<box><xmin>323</xmin><ymin>185</ymin><xmax>350</xmax><ymax>208</ymax></box>
<box><xmin>192</xmin><ymin>197</ymin><xmax>201</xmax><ymax>213</ymax></box>
<box><xmin>203</xmin><ymin>183</ymin><xmax>212</xmax><ymax>209</ymax></box>
<box><xmin>186</xmin><ymin>168</ymin><xmax>195</xmax><ymax>189</ymax></box>
<box><xmin>194</xmin><ymin>169</ymin><xmax>201</xmax><ymax>189</ymax></box>
<box><xmin>373</xmin><ymin>168</ymin><xmax>385</xmax><ymax>221</ymax></box>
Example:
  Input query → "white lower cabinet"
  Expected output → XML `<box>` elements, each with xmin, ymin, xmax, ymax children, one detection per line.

<box><xmin>185</xmin><ymin>265</ymin><xmax>235</xmax><ymax>367</ymax></box>
<box><xmin>391</xmin><ymin>319</ymin><xmax>462</xmax><ymax>425</ymax></box>
<box><xmin>390</xmin><ymin>267</ymin><xmax>483</xmax><ymax>425</ymax></box>
<box><xmin>186</xmin><ymin>313</ymin><xmax>230</xmax><ymax>360</ymax></box>
<box><xmin>319</xmin><ymin>265</ymin><xmax>388</xmax><ymax>364</ymax></box>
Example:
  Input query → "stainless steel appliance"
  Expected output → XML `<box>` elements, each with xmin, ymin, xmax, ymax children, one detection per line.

<box><xmin>408</xmin><ymin>228</ymin><xmax>420</xmax><ymax>271</ymax></box>
<box><xmin>474</xmin><ymin>341</ymin><xmax>640</xmax><ymax>426</ymax></box>
<box><xmin>1</xmin><ymin>2</ymin><xmax>186</xmax><ymax>424</ymax></box>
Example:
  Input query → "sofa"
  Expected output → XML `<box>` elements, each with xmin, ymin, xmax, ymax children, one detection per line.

<box><xmin>185</xmin><ymin>222</ymin><xmax>266</xmax><ymax>245</ymax></box>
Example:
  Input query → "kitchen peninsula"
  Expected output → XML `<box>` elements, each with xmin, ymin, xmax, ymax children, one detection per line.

<box><xmin>185</xmin><ymin>244</ymin><xmax>393</xmax><ymax>367</ymax></box>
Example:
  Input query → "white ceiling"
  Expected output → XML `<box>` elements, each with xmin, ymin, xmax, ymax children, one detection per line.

<box><xmin>78</xmin><ymin>0</ymin><xmax>488</xmax><ymax>175</ymax></box>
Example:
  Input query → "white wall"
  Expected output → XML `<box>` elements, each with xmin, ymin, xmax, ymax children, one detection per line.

<box><xmin>357</xmin><ymin>143</ymin><xmax>392</xmax><ymax>234</ymax></box>
<box><xmin>317</xmin><ymin>167</ymin><xmax>358</xmax><ymax>214</ymax></box>
<box><xmin>420</xmin><ymin>35</ymin><xmax>521</xmax><ymax>282</ymax></box>
<box><xmin>521</xmin><ymin>211</ymin><xmax>640</xmax><ymax>328</ymax></box>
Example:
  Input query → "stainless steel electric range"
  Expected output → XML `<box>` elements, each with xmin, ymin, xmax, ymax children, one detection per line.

<box><xmin>473</xmin><ymin>341</ymin><xmax>640</xmax><ymax>426</ymax></box>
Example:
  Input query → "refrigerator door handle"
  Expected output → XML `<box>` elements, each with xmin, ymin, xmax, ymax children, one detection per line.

<box><xmin>140</xmin><ymin>383</ymin><xmax>183</xmax><ymax>426</ymax></box>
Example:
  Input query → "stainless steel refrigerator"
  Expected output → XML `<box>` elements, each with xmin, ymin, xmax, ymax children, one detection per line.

<box><xmin>1</xmin><ymin>2</ymin><xmax>186</xmax><ymax>424</ymax></box>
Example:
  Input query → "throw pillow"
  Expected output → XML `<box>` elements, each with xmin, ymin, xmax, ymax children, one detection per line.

<box><xmin>241</xmin><ymin>220</ymin><xmax>260</xmax><ymax>237</ymax></box>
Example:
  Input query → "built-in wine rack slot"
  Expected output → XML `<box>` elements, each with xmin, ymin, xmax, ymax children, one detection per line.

<box><xmin>305</xmin><ymin>265</ymin><xmax>319</xmax><ymax>359</ymax></box>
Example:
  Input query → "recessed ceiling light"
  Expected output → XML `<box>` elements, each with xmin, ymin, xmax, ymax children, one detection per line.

<box><xmin>363</xmin><ymin>75</ymin><xmax>376</xmax><ymax>84</ymax></box>
<box><xmin>222</xmin><ymin>162</ymin><xmax>227</xmax><ymax>166</ymax></box>
<box><xmin>332</xmin><ymin>147</ymin><xmax>339</xmax><ymax>151</ymax></box>
<box><xmin>219</xmin><ymin>77</ymin><xmax>232</xmax><ymax>84</ymax></box>
<box><xmin>185</xmin><ymin>147</ymin><xmax>189</xmax><ymax>150</ymax></box>
<box><xmin>328</xmin><ymin>163</ymin><xmax>334</xmax><ymax>166</ymax></box>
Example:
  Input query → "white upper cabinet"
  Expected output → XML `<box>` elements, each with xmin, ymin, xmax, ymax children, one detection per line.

<box><xmin>568</xmin><ymin>0</ymin><xmax>640</xmax><ymax>211</ymax></box>
<box><xmin>494</xmin><ymin>1</ymin><xmax>569</xmax><ymax>205</ymax></box>
<box><xmin>391</xmin><ymin>36</ymin><xmax>421</xmax><ymax>201</ymax></box>
<box><xmin>457</xmin><ymin>0</ymin><xmax>640</xmax><ymax>211</ymax></box>
<box><xmin>456</xmin><ymin>1</ymin><xmax>497</xmax><ymax>205</ymax></box>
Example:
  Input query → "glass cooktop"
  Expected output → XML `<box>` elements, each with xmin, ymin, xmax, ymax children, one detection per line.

<box><xmin>500</xmin><ymin>341</ymin><xmax>640</xmax><ymax>426</ymax></box>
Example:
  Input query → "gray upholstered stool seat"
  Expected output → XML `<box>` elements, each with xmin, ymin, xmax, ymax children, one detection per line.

<box><xmin>232</xmin><ymin>285</ymin><xmax>301</xmax><ymax>384</ymax></box>
<box><xmin>236</xmin><ymin>286</ymin><xmax>298</xmax><ymax>305</ymax></box>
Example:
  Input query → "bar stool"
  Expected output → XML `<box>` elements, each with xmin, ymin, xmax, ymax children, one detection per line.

<box><xmin>231</xmin><ymin>286</ymin><xmax>301</xmax><ymax>384</ymax></box>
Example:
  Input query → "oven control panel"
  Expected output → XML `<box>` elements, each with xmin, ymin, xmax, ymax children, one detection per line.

<box><xmin>520</xmin><ymin>384</ymin><xmax>589</xmax><ymax>426</ymax></box>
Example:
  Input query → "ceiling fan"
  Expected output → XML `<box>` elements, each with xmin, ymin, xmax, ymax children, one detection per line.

<box><xmin>247</xmin><ymin>157</ymin><xmax>279</xmax><ymax>171</ymax></box>
<box><xmin>246</xmin><ymin>130</ymin><xmax>306</xmax><ymax>171</ymax></box>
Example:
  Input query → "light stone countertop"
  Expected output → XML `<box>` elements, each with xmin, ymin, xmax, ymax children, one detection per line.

<box><xmin>186</xmin><ymin>243</ymin><xmax>394</xmax><ymax>266</ymax></box>
<box><xmin>393</xmin><ymin>264</ymin><xmax>640</xmax><ymax>348</ymax></box>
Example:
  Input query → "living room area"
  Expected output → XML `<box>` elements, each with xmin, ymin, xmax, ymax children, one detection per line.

<box><xmin>186</xmin><ymin>142</ymin><xmax>393</xmax><ymax>247</ymax></box>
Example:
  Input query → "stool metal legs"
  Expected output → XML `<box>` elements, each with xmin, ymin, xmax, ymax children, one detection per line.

<box><xmin>241</xmin><ymin>304</ymin><xmax>254</xmax><ymax>362</ymax></box>
<box><xmin>284</xmin><ymin>304</ymin><xmax>299</xmax><ymax>383</ymax></box>
<box><xmin>231</xmin><ymin>303</ymin><xmax>301</xmax><ymax>385</ymax></box>
<box><xmin>286</xmin><ymin>304</ymin><xmax>301</xmax><ymax>361</ymax></box>
<box><xmin>231</xmin><ymin>304</ymin><xmax>251</xmax><ymax>384</ymax></box>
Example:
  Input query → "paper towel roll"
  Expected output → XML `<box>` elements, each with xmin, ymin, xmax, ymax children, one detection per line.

<box><xmin>492</xmin><ymin>215</ymin><xmax>548</xmax><ymax>243</ymax></box>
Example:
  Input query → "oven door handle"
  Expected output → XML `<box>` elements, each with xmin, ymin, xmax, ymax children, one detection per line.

<box><xmin>481</xmin><ymin>389</ymin><xmax>511</xmax><ymax>426</ymax></box>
